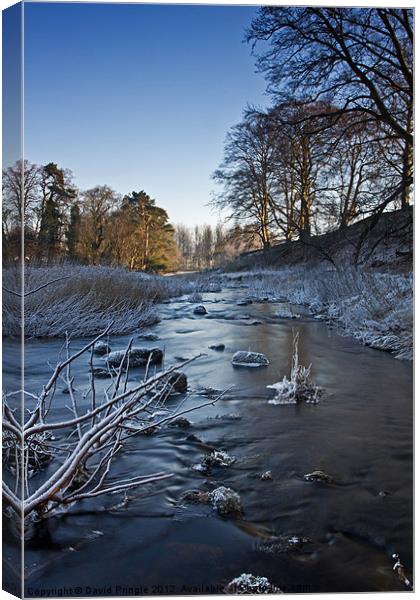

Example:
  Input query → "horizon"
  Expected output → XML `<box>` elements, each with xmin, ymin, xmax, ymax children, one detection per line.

<box><xmin>23</xmin><ymin>2</ymin><xmax>269</xmax><ymax>226</ymax></box>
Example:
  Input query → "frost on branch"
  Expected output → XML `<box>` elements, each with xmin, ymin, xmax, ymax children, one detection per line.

<box><xmin>267</xmin><ymin>333</ymin><xmax>321</xmax><ymax>404</ymax></box>
<box><xmin>2</xmin><ymin>327</ymin><xmax>220</xmax><ymax>523</ymax></box>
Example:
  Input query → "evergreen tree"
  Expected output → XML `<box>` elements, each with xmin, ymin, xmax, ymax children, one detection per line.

<box><xmin>66</xmin><ymin>203</ymin><xmax>81</xmax><ymax>260</ymax></box>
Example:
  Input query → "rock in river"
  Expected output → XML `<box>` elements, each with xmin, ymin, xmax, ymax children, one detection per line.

<box><xmin>168</xmin><ymin>417</ymin><xmax>191</xmax><ymax>428</ymax></box>
<box><xmin>166</xmin><ymin>371</ymin><xmax>188</xmax><ymax>393</ymax></box>
<box><xmin>209</xmin><ymin>486</ymin><xmax>243</xmax><ymax>517</ymax></box>
<box><xmin>107</xmin><ymin>347</ymin><xmax>163</xmax><ymax>368</ymax></box>
<box><xmin>202</xmin><ymin>450</ymin><xmax>236</xmax><ymax>469</ymax></box>
<box><xmin>93</xmin><ymin>340</ymin><xmax>111</xmax><ymax>355</ymax></box>
<box><xmin>256</xmin><ymin>535</ymin><xmax>312</xmax><ymax>556</ymax></box>
<box><xmin>225</xmin><ymin>573</ymin><xmax>281</xmax><ymax>594</ymax></box>
<box><xmin>209</xmin><ymin>343</ymin><xmax>225</xmax><ymax>352</ymax></box>
<box><xmin>304</xmin><ymin>470</ymin><xmax>334</xmax><ymax>483</ymax></box>
<box><xmin>181</xmin><ymin>489</ymin><xmax>210</xmax><ymax>504</ymax></box>
<box><xmin>193</xmin><ymin>305</ymin><xmax>208</xmax><ymax>315</ymax></box>
<box><xmin>232</xmin><ymin>351</ymin><xmax>269</xmax><ymax>367</ymax></box>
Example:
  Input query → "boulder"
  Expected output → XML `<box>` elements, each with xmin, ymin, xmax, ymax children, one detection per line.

<box><xmin>166</xmin><ymin>371</ymin><xmax>188</xmax><ymax>393</ymax></box>
<box><xmin>303</xmin><ymin>470</ymin><xmax>333</xmax><ymax>483</ymax></box>
<box><xmin>232</xmin><ymin>351</ymin><xmax>269</xmax><ymax>367</ymax></box>
<box><xmin>208</xmin><ymin>486</ymin><xmax>243</xmax><ymax>517</ymax></box>
<box><xmin>193</xmin><ymin>305</ymin><xmax>207</xmax><ymax>315</ymax></box>
<box><xmin>208</xmin><ymin>343</ymin><xmax>225</xmax><ymax>352</ymax></box>
<box><xmin>93</xmin><ymin>340</ymin><xmax>111</xmax><ymax>355</ymax></box>
<box><xmin>202</xmin><ymin>450</ymin><xmax>236</xmax><ymax>468</ymax></box>
<box><xmin>225</xmin><ymin>574</ymin><xmax>281</xmax><ymax>594</ymax></box>
<box><xmin>107</xmin><ymin>347</ymin><xmax>163</xmax><ymax>368</ymax></box>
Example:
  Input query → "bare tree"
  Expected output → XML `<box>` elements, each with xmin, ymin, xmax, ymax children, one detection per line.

<box><xmin>2</xmin><ymin>160</ymin><xmax>41</xmax><ymax>232</ymax></box>
<box><xmin>248</xmin><ymin>7</ymin><xmax>413</xmax><ymax>208</ymax></box>
<box><xmin>78</xmin><ymin>185</ymin><xmax>119</xmax><ymax>265</ymax></box>
<box><xmin>212</xmin><ymin>110</ymin><xmax>279</xmax><ymax>250</ymax></box>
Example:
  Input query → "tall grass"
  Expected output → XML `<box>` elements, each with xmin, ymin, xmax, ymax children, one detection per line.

<box><xmin>3</xmin><ymin>265</ymin><xmax>220</xmax><ymax>338</ymax></box>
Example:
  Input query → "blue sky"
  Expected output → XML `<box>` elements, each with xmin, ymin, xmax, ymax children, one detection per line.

<box><xmin>23</xmin><ymin>2</ymin><xmax>269</xmax><ymax>226</ymax></box>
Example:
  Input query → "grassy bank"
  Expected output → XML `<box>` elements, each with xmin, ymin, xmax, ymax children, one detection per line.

<box><xmin>224</xmin><ymin>267</ymin><xmax>413</xmax><ymax>360</ymax></box>
<box><xmin>3</xmin><ymin>265</ymin><xmax>220</xmax><ymax>338</ymax></box>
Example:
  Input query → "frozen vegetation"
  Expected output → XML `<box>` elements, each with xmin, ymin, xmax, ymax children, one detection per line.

<box><xmin>223</xmin><ymin>266</ymin><xmax>412</xmax><ymax>360</ymax></box>
<box><xmin>267</xmin><ymin>333</ymin><xmax>321</xmax><ymax>404</ymax></box>
<box><xmin>3</xmin><ymin>265</ymin><xmax>221</xmax><ymax>338</ymax></box>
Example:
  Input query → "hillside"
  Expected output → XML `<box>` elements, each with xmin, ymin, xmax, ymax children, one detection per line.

<box><xmin>228</xmin><ymin>208</ymin><xmax>413</xmax><ymax>273</ymax></box>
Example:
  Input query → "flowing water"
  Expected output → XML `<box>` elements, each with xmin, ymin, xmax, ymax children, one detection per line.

<box><xmin>3</xmin><ymin>285</ymin><xmax>413</xmax><ymax>594</ymax></box>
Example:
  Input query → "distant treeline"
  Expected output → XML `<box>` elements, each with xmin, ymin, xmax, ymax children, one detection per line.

<box><xmin>2</xmin><ymin>160</ymin><xmax>259</xmax><ymax>272</ymax></box>
<box><xmin>2</xmin><ymin>161</ymin><xmax>179</xmax><ymax>271</ymax></box>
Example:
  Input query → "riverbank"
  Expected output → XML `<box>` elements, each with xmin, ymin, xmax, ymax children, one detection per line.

<box><xmin>2</xmin><ymin>265</ymin><xmax>221</xmax><ymax>338</ymax></box>
<box><xmin>217</xmin><ymin>209</ymin><xmax>413</xmax><ymax>360</ymax></box>
<box><xmin>219</xmin><ymin>267</ymin><xmax>413</xmax><ymax>360</ymax></box>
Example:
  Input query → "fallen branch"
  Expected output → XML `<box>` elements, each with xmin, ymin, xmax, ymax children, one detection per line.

<box><xmin>2</xmin><ymin>329</ymin><xmax>213</xmax><ymax>521</ymax></box>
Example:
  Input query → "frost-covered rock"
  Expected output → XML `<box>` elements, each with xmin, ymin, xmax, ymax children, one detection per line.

<box><xmin>232</xmin><ymin>351</ymin><xmax>269</xmax><ymax>367</ymax></box>
<box><xmin>225</xmin><ymin>573</ymin><xmax>281</xmax><ymax>594</ymax></box>
<box><xmin>193</xmin><ymin>305</ymin><xmax>208</xmax><ymax>315</ymax></box>
<box><xmin>304</xmin><ymin>470</ymin><xmax>333</xmax><ymax>483</ymax></box>
<box><xmin>267</xmin><ymin>375</ymin><xmax>320</xmax><ymax>405</ymax></box>
<box><xmin>202</xmin><ymin>450</ymin><xmax>236</xmax><ymax>469</ymax></box>
<box><xmin>209</xmin><ymin>486</ymin><xmax>243</xmax><ymax>517</ymax></box>
<box><xmin>107</xmin><ymin>347</ymin><xmax>163</xmax><ymax>368</ymax></box>
<box><xmin>93</xmin><ymin>340</ymin><xmax>111</xmax><ymax>355</ymax></box>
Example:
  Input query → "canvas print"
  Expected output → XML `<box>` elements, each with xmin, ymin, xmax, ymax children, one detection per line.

<box><xmin>2</xmin><ymin>2</ymin><xmax>413</xmax><ymax>596</ymax></box>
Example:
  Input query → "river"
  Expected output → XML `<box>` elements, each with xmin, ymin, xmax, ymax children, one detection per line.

<box><xmin>3</xmin><ymin>284</ymin><xmax>413</xmax><ymax>594</ymax></box>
